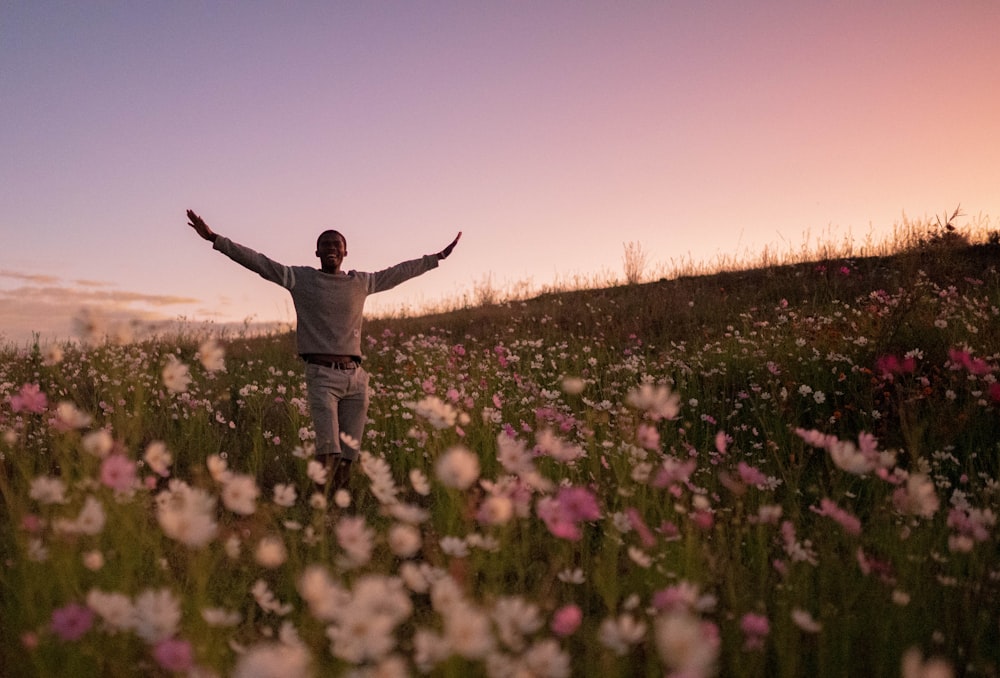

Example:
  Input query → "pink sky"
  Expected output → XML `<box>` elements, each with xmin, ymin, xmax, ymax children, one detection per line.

<box><xmin>3</xmin><ymin>2</ymin><xmax>999</xmax><ymax>346</ymax></box>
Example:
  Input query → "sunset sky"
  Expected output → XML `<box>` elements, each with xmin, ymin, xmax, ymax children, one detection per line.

<box><xmin>3</xmin><ymin>2</ymin><xmax>999</xmax><ymax>346</ymax></box>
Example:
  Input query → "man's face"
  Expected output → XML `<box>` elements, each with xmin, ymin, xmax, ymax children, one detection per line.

<box><xmin>316</xmin><ymin>232</ymin><xmax>347</xmax><ymax>272</ymax></box>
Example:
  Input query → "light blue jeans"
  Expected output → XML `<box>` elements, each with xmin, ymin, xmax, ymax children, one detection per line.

<box><xmin>304</xmin><ymin>363</ymin><xmax>369</xmax><ymax>461</ymax></box>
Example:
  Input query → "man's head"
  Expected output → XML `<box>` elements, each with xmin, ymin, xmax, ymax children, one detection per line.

<box><xmin>316</xmin><ymin>230</ymin><xmax>348</xmax><ymax>273</ymax></box>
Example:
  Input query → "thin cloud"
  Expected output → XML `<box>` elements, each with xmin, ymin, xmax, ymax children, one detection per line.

<box><xmin>0</xmin><ymin>269</ymin><xmax>61</xmax><ymax>284</ymax></box>
<box><xmin>0</xmin><ymin>275</ymin><xmax>204</xmax><ymax>346</ymax></box>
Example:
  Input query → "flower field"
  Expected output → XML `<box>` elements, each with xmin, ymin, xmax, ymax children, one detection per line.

<box><xmin>2</xmin><ymin>244</ymin><xmax>999</xmax><ymax>677</ymax></box>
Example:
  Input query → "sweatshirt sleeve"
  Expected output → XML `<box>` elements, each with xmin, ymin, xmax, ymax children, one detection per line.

<box><xmin>213</xmin><ymin>236</ymin><xmax>297</xmax><ymax>289</ymax></box>
<box><xmin>367</xmin><ymin>254</ymin><xmax>440</xmax><ymax>294</ymax></box>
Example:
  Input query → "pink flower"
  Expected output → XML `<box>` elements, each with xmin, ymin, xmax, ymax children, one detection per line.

<box><xmin>948</xmin><ymin>348</ymin><xmax>992</xmax><ymax>375</ymax></box>
<box><xmin>636</xmin><ymin>423</ymin><xmax>660</xmax><ymax>450</ymax></box>
<box><xmin>626</xmin><ymin>508</ymin><xmax>657</xmax><ymax>547</ymax></box>
<box><xmin>153</xmin><ymin>638</ymin><xmax>194</xmax><ymax>672</ymax></box>
<box><xmin>100</xmin><ymin>454</ymin><xmax>137</xmax><ymax>492</ymax></box>
<box><xmin>51</xmin><ymin>603</ymin><xmax>94</xmax><ymax>641</ymax></box>
<box><xmin>740</xmin><ymin>612</ymin><xmax>770</xmax><ymax>650</ymax></box>
<box><xmin>10</xmin><ymin>383</ymin><xmax>48</xmax><ymax>414</ymax></box>
<box><xmin>692</xmin><ymin>510</ymin><xmax>714</xmax><ymax>530</ymax></box>
<box><xmin>557</xmin><ymin>486</ymin><xmax>601</xmax><ymax>522</ymax></box>
<box><xmin>876</xmin><ymin>354</ymin><xmax>916</xmax><ymax>378</ymax></box>
<box><xmin>737</xmin><ymin>462</ymin><xmax>768</xmax><ymax>488</ymax></box>
<box><xmin>812</xmin><ymin>498</ymin><xmax>862</xmax><ymax>536</ymax></box>
<box><xmin>551</xmin><ymin>604</ymin><xmax>582</xmax><ymax>637</ymax></box>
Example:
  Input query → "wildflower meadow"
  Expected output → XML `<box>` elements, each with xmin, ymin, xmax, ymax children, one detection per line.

<box><xmin>2</xmin><ymin>237</ymin><xmax>999</xmax><ymax>677</ymax></box>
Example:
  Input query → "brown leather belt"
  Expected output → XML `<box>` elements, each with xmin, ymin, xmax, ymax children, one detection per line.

<box><xmin>301</xmin><ymin>354</ymin><xmax>358</xmax><ymax>369</ymax></box>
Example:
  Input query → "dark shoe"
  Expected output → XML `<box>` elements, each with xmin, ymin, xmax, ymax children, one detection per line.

<box><xmin>331</xmin><ymin>457</ymin><xmax>353</xmax><ymax>490</ymax></box>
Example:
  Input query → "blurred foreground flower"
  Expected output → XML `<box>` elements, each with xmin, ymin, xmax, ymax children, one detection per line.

<box><xmin>162</xmin><ymin>355</ymin><xmax>192</xmax><ymax>394</ymax></box>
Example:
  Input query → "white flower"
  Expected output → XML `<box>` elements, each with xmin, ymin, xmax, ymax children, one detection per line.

<box><xmin>410</xmin><ymin>468</ymin><xmax>431</xmax><ymax>495</ymax></box>
<box><xmin>156</xmin><ymin>480</ymin><xmax>218</xmax><ymax>548</ymax></box>
<box><xmin>388</xmin><ymin>523</ymin><xmax>422</xmax><ymax>558</ymax></box>
<box><xmin>206</xmin><ymin>454</ymin><xmax>232</xmax><ymax>483</ymax></box>
<box><xmin>493</xmin><ymin>596</ymin><xmax>543</xmax><ymax>652</ymax></box>
<box><xmin>790</xmin><ymin>608</ymin><xmax>822</xmax><ymax>633</ymax></box>
<box><xmin>222</xmin><ymin>474</ymin><xmax>260</xmax><ymax>515</ymax></box>
<box><xmin>162</xmin><ymin>355</ymin><xmax>192</xmax><ymax>394</ymax></box>
<box><xmin>86</xmin><ymin>589</ymin><xmax>135</xmax><ymax>632</ymax></box>
<box><xmin>410</xmin><ymin>395</ymin><xmax>458</xmax><ymax>429</ymax></box>
<box><xmin>201</xmin><ymin>607</ymin><xmax>242</xmax><ymax>626</ymax></box>
<box><xmin>440</xmin><ymin>536</ymin><xmax>469</xmax><ymax>558</ymax></box>
<box><xmin>82</xmin><ymin>550</ymin><xmax>105</xmax><ymax>571</ymax></box>
<box><xmin>143</xmin><ymin>441</ymin><xmax>172</xmax><ymax>477</ymax></box>
<box><xmin>523</xmin><ymin>638</ymin><xmax>572</xmax><ymax>678</ymax></box>
<box><xmin>54</xmin><ymin>495</ymin><xmax>106</xmax><ymax>535</ymax></box>
<box><xmin>444</xmin><ymin>604</ymin><xmax>495</xmax><ymax>660</ymax></box>
<box><xmin>654</xmin><ymin>610</ymin><xmax>719</xmax><ymax>676</ymax></box>
<box><xmin>273</xmin><ymin>483</ymin><xmax>297</xmax><ymax>508</ymax></box>
<box><xmin>255</xmin><ymin>536</ymin><xmax>288</xmax><ymax>569</ymax></box>
<box><xmin>626</xmin><ymin>384</ymin><xmax>680</xmax><ymax>420</ymax></box>
<box><xmin>54</xmin><ymin>401</ymin><xmax>92</xmax><ymax>429</ymax></box>
<box><xmin>29</xmin><ymin>476</ymin><xmax>67</xmax><ymax>505</ymax></box>
<box><xmin>435</xmin><ymin>446</ymin><xmax>480</xmax><ymax>490</ymax></box>
<box><xmin>133</xmin><ymin>588</ymin><xmax>181</xmax><ymax>643</ymax></box>
<box><xmin>599</xmin><ymin>614</ymin><xmax>648</xmax><ymax>656</ymax></box>
<box><xmin>232</xmin><ymin>642</ymin><xmax>313</xmax><ymax>678</ymax></box>
<box><xmin>628</xmin><ymin>546</ymin><xmax>652</xmax><ymax>568</ymax></box>
<box><xmin>298</xmin><ymin>565</ymin><xmax>348</xmax><ymax>622</ymax></box>
<box><xmin>82</xmin><ymin>429</ymin><xmax>114</xmax><ymax>458</ymax></box>
<box><xmin>336</xmin><ymin>515</ymin><xmax>374</xmax><ymax>567</ymax></box>
<box><xmin>306</xmin><ymin>459</ymin><xmax>328</xmax><ymax>485</ymax></box>
<box><xmin>252</xmin><ymin>580</ymin><xmax>294</xmax><ymax>616</ymax></box>
<box><xmin>557</xmin><ymin>568</ymin><xmax>585</xmax><ymax>584</ymax></box>
<box><xmin>197</xmin><ymin>338</ymin><xmax>226</xmax><ymax>373</ymax></box>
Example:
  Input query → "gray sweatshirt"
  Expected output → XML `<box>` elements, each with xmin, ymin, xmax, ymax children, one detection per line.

<box><xmin>214</xmin><ymin>236</ymin><xmax>439</xmax><ymax>358</ymax></box>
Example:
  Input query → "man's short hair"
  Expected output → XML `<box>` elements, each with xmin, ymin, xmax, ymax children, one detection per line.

<box><xmin>317</xmin><ymin>230</ymin><xmax>347</xmax><ymax>249</ymax></box>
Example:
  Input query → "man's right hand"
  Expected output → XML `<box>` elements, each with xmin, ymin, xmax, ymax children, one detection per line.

<box><xmin>187</xmin><ymin>209</ymin><xmax>217</xmax><ymax>242</ymax></box>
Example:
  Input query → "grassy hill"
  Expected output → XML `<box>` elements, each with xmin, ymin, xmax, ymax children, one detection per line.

<box><xmin>2</xmin><ymin>229</ymin><xmax>999</xmax><ymax>676</ymax></box>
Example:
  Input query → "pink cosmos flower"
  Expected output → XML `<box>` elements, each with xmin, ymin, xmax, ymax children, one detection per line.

<box><xmin>557</xmin><ymin>486</ymin><xmax>601</xmax><ymax>522</ymax></box>
<box><xmin>737</xmin><ymin>462</ymin><xmax>768</xmax><ymax>488</ymax></box>
<box><xmin>948</xmin><ymin>348</ymin><xmax>992</xmax><ymax>375</ymax></box>
<box><xmin>10</xmin><ymin>383</ymin><xmax>48</xmax><ymax>414</ymax></box>
<box><xmin>740</xmin><ymin>612</ymin><xmax>770</xmax><ymax>650</ymax></box>
<box><xmin>153</xmin><ymin>638</ymin><xmax>194</xmax><ymax>672</ymax></box>
<box><xmin>51</xmin><ymin>603</ymin><xmax>94</xmax><ymax>641</ymax></box>
<box><xmin>636</xmin><ymin>423</ymin><xmax>660</xmax><ymax>450</ymax></box>
<box><xmin>551</xmin><ymin>604</ymin><xmax>582</xmax><ymax>637</ymax></box>
<box><xmin>875</xmin><ymin>354</ymin><xmax>916</xmax><ymax>379</ymax></box>
<box><xmin>626</xmin><ymin>508</ymin><xmax>657</xmax><ymax>548</ymax></box>
<box><xmin>812</xmin><ymin>498</ymin><xmax>862</xmax><ymax>536</ymax></box>
<box><xmin>100</xmin><ymin>454</ymin><xmax>138</xmax><ymax>492</ymax></box>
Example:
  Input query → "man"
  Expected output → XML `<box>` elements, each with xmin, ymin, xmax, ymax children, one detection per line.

<box><xmin>186</xmin><ymin>209</ymin><xmax>461</xmax><ymax>488</ymax></box>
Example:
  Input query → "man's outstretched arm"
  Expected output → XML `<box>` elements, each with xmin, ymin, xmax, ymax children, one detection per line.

<box><xmin>187</xmin><ymin>209</ymin><xmax>218</xmax><ymax>242</ymax></box>
<box><xmin>185</xmin><ymin>209</ymin><xmax>297</xmax><ymax>289</ymax></box>
<box><xmin>436</xmin><ymin>231</ymin><xmax>462</xmax><ymax>260</ymax></box>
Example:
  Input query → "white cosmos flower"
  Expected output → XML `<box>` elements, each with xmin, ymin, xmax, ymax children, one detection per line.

<box><xmin>222</xmin><ymin>474</ymin><xmax>260</xmax><ymax>515</ymax></box>
<box><xmin>133</xmin><ymin>588</ymin><xmax>182</xmax><ymax>643</ymax></box>
<box><xmin>29</xmin><ymin>476</ymin><xmax>67</xmax><ymax>505</ymax></box>
<box><xmin>197</xmin><ymin>338</ymin><xmax>226</xmax><ymax>373</ymax></box>
<box><xmin>162</xmin><ymin>355</ymin><xmax>192</xmax><ymax>394</ymax></box>
<box><xmin>435</xmin><ymin>446</ymin><xmax>480</xmax><ymax>490</ymax></box>
<box><xmin>143</xmin><ymin>441</ymin><xmax>172</xmax><ymax>477</ymax></box>
<box><xmin>86</xmin><ymin>589</ymin><xmax>136</xmax><ymax>632</ymax></box>
<box><xmin>232</xmin><ymin>642</ymin><xmax>313</xmax><ymax>678</ymax></box>
<box><xmin>82</xmin><ymin>428</ymin><xmax>114</xmax><ymax>458</ymax></box>
<box><xmin>156</xmin><ymin>480</ymin><xmax>218</xmax><ymax>548</ymax></box>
